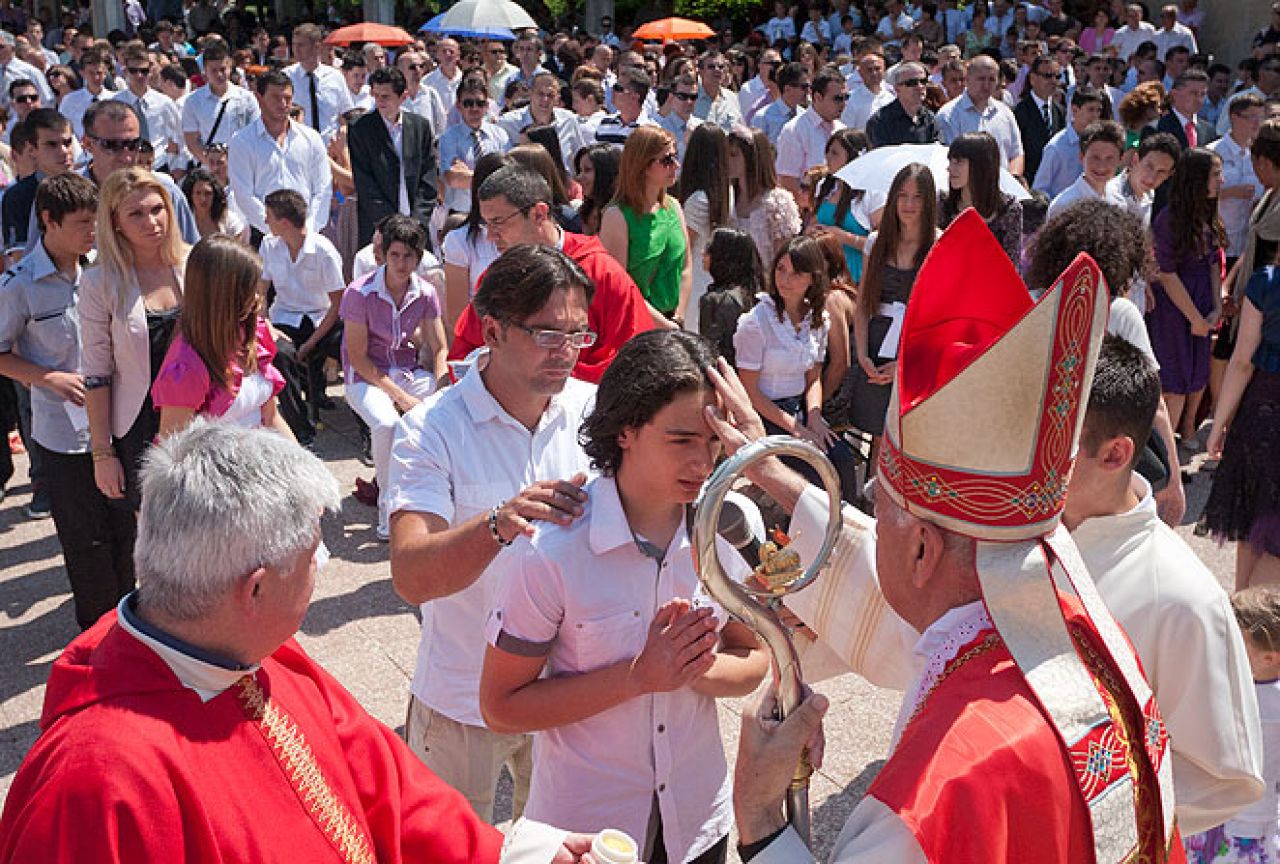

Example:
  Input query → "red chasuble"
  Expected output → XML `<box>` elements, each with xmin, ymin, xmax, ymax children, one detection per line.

<box><xmin>869</xmin><ymin>594</ymin><xmax>1186</xmax><ymax>864</ymax></box>
<box><xmin>0</xmin><ymin>613</ymin><xmax>505</xmax><ymax>864</ymax></box>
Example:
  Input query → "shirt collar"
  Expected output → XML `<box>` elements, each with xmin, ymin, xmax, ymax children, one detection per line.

<box><xmin>381</xmin><ymin>110</ymin><xmax>403</xmax><ymax>132</ymax></box>
<box><xmin>22</xmin><ymin>237</ymin><xmax>62</xmax><ymax>283</ymax></box>
<box><xmin>586</xmin><ymin>475</ymin><xmax>689</xmax><ymax>558</ymax></box>
<box><xmin>1173</xmin><ymin>107</ymin><xmax>1196</xmax><ymax>127</ymax></box>
<box><xmin>1070</xmin><ymin>472</ymin><xmax>1156</xmax><ymax>540</ymax></box>
<box><xmin>361</xmin><ymin>264</ymin><xmax>427</xmax><ymax>305</ymax></box>
<box><xmin>460</xmin><ymin>349</ymin><xmax>569</xmax><ymax>429</ymax></box>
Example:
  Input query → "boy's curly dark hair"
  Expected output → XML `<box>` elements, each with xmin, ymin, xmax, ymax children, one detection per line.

<box><xmin>580</xmin><ymin>330</ymin><xmax>718</xmax><ymax>476</ymax></box>
<box><xmin>1025</xmin><ymin>200</ymin><xmax>1149</xmax><ymax>298</ymax></box>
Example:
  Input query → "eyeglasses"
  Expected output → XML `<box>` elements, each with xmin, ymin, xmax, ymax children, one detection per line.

<box><xmin>89</xmin><ymin>135</ymin><xmax>145</xmax><ymax>152</ymax></box>
<box><xmin>654</xmin><ymin>152</ymin><xmax>679</xmax><ymax>167</ymax></box>
<box><xmin>612</xmin><ymin>85</ymin><xmax>632</xmax><ymax>95</ymax></box>
<box><xmin>785</xmin><ymin>81</ymin><xmax>812</xmax><ymax>91</ymax></box>
<box><xmin>405</xmin><ymin>62</ymin><xmax>424</xmax><ymax>70</ymax></box>
<box><xmin>12</xmin><ymin>93</ymin><xmax>37</xmax><ymax>103</ymax></box>
<box><xmin>898</xmin><ymin>77</ymin><xmax>928</xmax><ymax>87</ymax></box>
<box><xmin>487</xmin><ymin>48</ymin><xmax>506</xmax><ymax>54</ymax></box>
<box><xmin>461</xmin><ymin>97</ymin><xmax>488</xmax><ymax>109</ymax></box>
<box><xmin>673</xmin><ymin>91</ymin><xmax>697</xmax><ymax>102</ymax></box>
<box><xmin>511</xmin><ymin>323</ymin><xmax>598</xmax><ymax>349</ymax></box>
<box><xmin>127</xmin><ymin>66</ymin><xmax>150</xmax><ymax>75</ymax></box>
<box><xmin>703</xmin><ymin>63</ymin><xmax>727</xmax><ymax>71</ymax></box>
<box><xmin>483</xmin><ymin>204</ymin><xmax>531</xmax><ymax>228</ymax></box>
<box><xmin>830</xmin><ymin>92</ymin><xmax>849</xmax><ymax>103</ymax></box>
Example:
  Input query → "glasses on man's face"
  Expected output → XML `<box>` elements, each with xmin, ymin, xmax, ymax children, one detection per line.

<box><xmin>461</xmin><ymin>97</ymin><xmax>488</xmax><ymax>109</ymax></box>
<box><xmin>511</xmin><ymin>323</ymin><xmax>598</xmax><ymax>350</ymax></box>
<box><xmin>703</xmin><ymin>63</ymin><xmax>726</xmax><ymax>72</ymax></box>
<box><xmin>405</xmin><ymin>62</ymin><xmax>425</xmax><ymax>71</ymax></box>
<box><xmin>484</xmin><ymin>204</ymin><xmax>531</xmax><ymax>229</ymax></box>
<box><xmin>487</xmin><ymin>47</ymin><xmax>505</xmax><ymax>55</ymax></box>
<box><xmin>13</xmin><ymin>93</ymin><xmax>37</xmax><ymax>103</ymax></box>
<box><xmin>127</xmin><ymin>66</ymin><xmax>150</xmax><ymax>76</ymax></box>
<box><xmin>89</xmin><ymin>135</ymin><xmax>145</xmax><ymax>153</ymax></box>
<box><xmin>673</xmin><ymin>91</ymin><xmax>697</xmax><ymax>102</ymax></box>
<box><xmin>830</xmin><ymin>92</ymin><xmax>849</xmax><ymax>103</ymax></box>
<box><xmin>898</xmin><ymin>77</ymin><xmax>928</xmax><ymax>87</ymax></box>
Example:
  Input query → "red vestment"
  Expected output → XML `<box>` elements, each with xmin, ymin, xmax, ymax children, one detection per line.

<box><xmin>0</xmin><ymin>613</ymin><xmax>504</xmax><ymax>864</ymax></box>
<box><xmin>870</xmin><ymin>595</ymin><xmax>1186</xmax><ymax>864</ymax></box>
<box><xmin>448</xmin><ymin>232</ymin><xmax>654</xmax><ymax>383</ymax></box>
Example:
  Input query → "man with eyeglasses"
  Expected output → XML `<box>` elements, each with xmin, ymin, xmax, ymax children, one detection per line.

<box><xmin>777</xmin><ymin>67</ymin><xmax>846</xmax><ymax>194</ymax></box>
<box><xmin>397</xmin><ymin>49</ymin><xmax>447</xmax><ymax>139</ymax></box>
<box><xmin>111</xmin><ymin>45</ymin><xmax>182</xmax><ymax>174</ymax></box>
<box><xmin>740</xmin><ymin>49</ymin><xmax>780</xmax><ymax>121</ymax></box>
<box><xmin>284</xmin><ymin>23</ymin><xmax>353</xmax><ymax>142</ymax></box>
<box><xmin>482</xmin><ymin>39</ymin><xmax>516</xmax><ymax>104</ymax></box>
<box><xmin>759</xmin><ymin>62</ymin><xmax>809</xmax><ymax>144</ymax></box>
<box><xmin>867</xmin><ymin>62</ymin><xmax>939</xmax><ymax>148</ymax></box>
<box><xmin>182</xmin><ymin>42</ymin><xmax>259</xmax><ymax>170</ymax></box>
<box><xmin>693</xmin><ymin>49</ymin><xmax>742</xmax><ymax>131</ymax></box>
<box><xmin>438</xmin><ymin>77</ymin><xmax>509</xmax><ymax>216</ymax></box>
<box><xmin>450</xmin><ymin>164</ymin><xmax>652</xmax><ymax>381</ymax></box>
<box><xmin>654</xmin><ymin>73</ymin><xmax>703</xmax><ymax>163</ymax></box>
<box><xmin>389</xmin><ymin>241</ymin><xmax>598</xmax><ymax>825</ymax></box>
<box><xmin>595</xmin><ymin>66</ymin><xmax>656</xmax><ymax>145</ymax></box>
<box><xmin>0</xmin><ymin>29</ymin><xmax>50</xmax><ymax>110</ymax></box>
<box><xmin>53</xmin><ymin>46</ymin><xmax>114</xmax><ymax>139</ymax></box>
<box><xmin>424</xmin><ymin>37</ymin><xmax>463</xmax><ymax>117</ymax></box>
<box><xmin>842</xmin><ymin>43</ymin><xmax>893</xmax><ymax>131</ymax></box>
<box><xmin>3</xmin><ymin>78</ymin><xmax>39</xmax><ymax>144</ymax></box>
<box><xmin>936</xmin><ymin>55</ymin><xmax>1025</xmax><ymax>175</ymax></box>
<box><xmin>1014</xmin><ymin>55</ymin><xmax>1065</xmax><ymax>185</ymax></box>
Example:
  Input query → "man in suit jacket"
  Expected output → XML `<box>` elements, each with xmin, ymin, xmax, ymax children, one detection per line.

<box><xmin>348</xmin><ymin>67</ymin><xmax>437</xmax><ymax>248</ymax></box>
<box><xmin>1014</xmin><ymin>55</ymin><xmax>1066</xmax><ymax>184</ymax></box>
<box><xmin>1143</xmin><ymin>68</ymin><xmax>1216</xmax><ymax>211</ymax></box>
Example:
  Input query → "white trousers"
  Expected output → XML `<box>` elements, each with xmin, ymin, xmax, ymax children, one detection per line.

<box><xmin>347</xmin><ymin>369</ymin><xmax>436</xmax><ymax>532</ymax></box>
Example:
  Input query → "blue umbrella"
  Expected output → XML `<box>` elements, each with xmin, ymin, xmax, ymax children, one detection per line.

<box><xmin>419</xmin><ymin>11</ymin><xmax>516</xmax><ymax>40</ymax></box>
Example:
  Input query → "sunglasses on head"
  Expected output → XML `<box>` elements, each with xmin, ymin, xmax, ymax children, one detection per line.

<box><xmin>461</xmin><ymin>97</ymin><xmax>487</xmax><ymax>109</ymax></box>
<box><xmin>90</xmin><ymin>135</ymin><xmax>145</xmax><ymax>153</ymax></box>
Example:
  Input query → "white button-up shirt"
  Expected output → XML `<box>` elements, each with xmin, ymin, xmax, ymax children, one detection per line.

<box><xmin>776</xmin><ymin>106</ymin><xmax>844</xmax><ymax>180</ymax></box>
<box><xmin>113</xmin><ymin>86</ymin><xmax>181</xmax><ymax>170</ymax></box>
<box><xmin>60</xmin><ymin>85</ymin><xmax>118</xmax><ymax>138</ymax></box>
<box><xmin>488</xmin><ymin>475</ymin><xmax>739</xmax><ymax>863</ymax></box>
<box><xmin>423</xmin><ymin>66</ymin><xmax>462</xmax><ymax>116</ymax></box>
<box><xmin>258</xmin><ymin>230</ymin><xmax>344</xmax><ymax>327</ymax></box>
<box><xmin>403</xmin><ymin>85</ymin><xmax>447</xmax><ymax>138</ymax></box>
<box><xmin>285</xmin><ymin>61</ymin><xmax>353</xmax><ymax>140</ymax></box>
<box><xmin>382</xmin><ymin>112</ymin><xmax>411</xmax><ymax>216</ymax></box>
<box><xmin>181</xmin><ymin>81</ymin><xmax>259</xmax><ymax>150</ymax></box>
<box><xmin>227</xmin><ymin>117</ymin><xmax>332</xmax><ymax>234</ymax></box>
<box><xmin>1209</xmin><ymin>132</ymin><xmax>1262</xmax><ymax>257</ymax></box>
<box><xmin>841</xmin><ymin>80</ymin><xmax>894</xmax><ymax>130</ymax></box>
<box><xmin>497</xmin><ymin>105</ymin><xmax>588</xmax><ymax>173</ymax></box>
<box><xmin>935</xmin><ymin>92</ymin><xmax>1024</xmax><ymax>166</ymax></box>
<box><xmin>1111</xmin><ymin>21</ymin><xmax>1157</xmax><ymax>60</ymax></box>
<box><xmin>733</xmin><ymin>294</ymin><xmax>830</xmax><ymax>400</ymax></box>
<box><xmin>436</xmin><ymin>120</ymin><xmax>510</xmax><ymax>213</ymax></box>
<box><xmin>388</xmin><ymin>359</ymin><xmax>596</xmax><ymax>727</ymax></box>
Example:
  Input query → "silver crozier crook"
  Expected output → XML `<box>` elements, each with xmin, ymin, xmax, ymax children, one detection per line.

<box><xmin>691</xmin><ymin>435</ymin><xmax>843</xmax><ymax>848</ymax></box>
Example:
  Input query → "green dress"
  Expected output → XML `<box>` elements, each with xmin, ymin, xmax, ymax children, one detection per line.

<box><xmin>620</xmin><ymin>199</ymin><xmax>686</xmax><ymax>315</ymax></box>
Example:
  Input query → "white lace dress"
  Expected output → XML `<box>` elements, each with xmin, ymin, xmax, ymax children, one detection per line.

<box><xmin>733</xmin><ymin>187</ymin><xmax>801</xmax><ymax>271</ymax></box>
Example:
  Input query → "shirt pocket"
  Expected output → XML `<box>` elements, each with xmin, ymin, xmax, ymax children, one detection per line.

<box><xmin>29</xmin><ymin>305</ymin><xmax>76</xmax><ymax>352</ymax></box>
<box><xmin>567</xmin><ymin>608</ymin><xmax>647</xmax><ymax>673</ymax></box>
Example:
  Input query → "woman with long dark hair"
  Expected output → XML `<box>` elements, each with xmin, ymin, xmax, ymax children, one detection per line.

<box><xmin>939</xmin><ymin>132</ymin><xmax>1023</xmax><ymax>268</ymax></box>
<box><xmin>181</xmin><ymin>168</ymin><xmax>248</xmax><ymax>243</ymax></box>
<box><xmin>727</xmin><ymin>128</ymin><xmax>802</xmax><ymax>266</ymax></box>
<box><xmin>845</xmin><ymin>163</ymin><xmax>939</xmax><ymax>455</ymax></box>
<box><xmin>573</xmin><ymin>142</ymin><xmax>620</xmax><ymax>236</ymax></box>
<box><xmin>699</xmin><ymin>227</ymin><xmax>763</xmax><ymax>365</ymax></box>
<box><xmin>1149</xmin><ymin>146</ymin><xmax>1226</xmax><ymax>448</ymax></box>
<box><xmin>814</xmin><ymin>128</ymin><xmax>878</xmax><ymax>284</ymax></box>
<box><xmin>677</xmin><ymin>124</ymin><xmax>734</xmax><ymax>334</ymax></box>
<box><xmin>440</xmin><ymin>151</ymin><xmax>509</xmax><ymax>331</ymax></box>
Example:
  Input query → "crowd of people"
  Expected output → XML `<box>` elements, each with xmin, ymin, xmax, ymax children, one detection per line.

<box><xmin>2</xmin><ymin>0</ymin><xmax>1280</xmax><ymax>861</ymax></box>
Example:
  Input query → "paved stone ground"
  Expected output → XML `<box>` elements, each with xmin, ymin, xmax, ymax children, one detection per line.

<box><xmin>0</xmin><ymin>404</ymin><xmax>1234</xmax><ymax>860</ymax></box>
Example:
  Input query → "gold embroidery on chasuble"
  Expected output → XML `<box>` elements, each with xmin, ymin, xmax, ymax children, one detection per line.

<box><xmin>234</xmin><ymin>675</ymin><xmax>377</xmax><ymax>864</ymax></box>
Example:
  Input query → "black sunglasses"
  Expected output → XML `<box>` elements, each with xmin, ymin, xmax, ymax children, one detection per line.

<box><xmin>461</xmin><ymin>97</ymin><xmax>487</xmax><ymax>109</ymax></box>
<box><xmin>654</xmin><ymin>153</ymin><xmax>678</xmax><ymax>167</ymax></box>
<box><xmin>13</xmin><ymin>93</ymin><xmax>37</xmax><ymax>103</ymax></box>
<box><xmin>673</xmin><ymin>91</ymin><xmax>697</xmax><ymax>102</ymax></box>
<box><xmin>127</xmin><ymin>66</ymin><xmax>150</xmax><ymax>75</ymax></box>
<box><xmin>898</xmin><ymin>77</ymin><xmax>928</xmax><ymax>87</ymax></box>
<box><xmin>89</xmin><ymin>135</ymin><xmax>145</xmax><ymax>153</ymax></box>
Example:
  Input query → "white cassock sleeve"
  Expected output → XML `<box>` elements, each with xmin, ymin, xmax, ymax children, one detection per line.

<box><xmin>781</xmin><ymin>486</ymin><xmax>920</xmax><ymax>690</ymax></box>
<box><xmin>749</xmin><ymin>798</ymin><xmax>926</xmax><ymax>863</ymax></box>
<box><xmin>498</xmin><ymin>818</ymin><xmax>568</xmax><ymax>864</ymax></box>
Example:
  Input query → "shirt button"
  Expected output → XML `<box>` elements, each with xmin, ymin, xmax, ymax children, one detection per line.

<box><xmin>658</xmin><ymin>783</ymin><xmax>666</xmax><ymax>792</ymax></box>
<box><xmin>657</xmin><ymin>724</ymin><xmax>665</xmax><ymax>733</ymax></box>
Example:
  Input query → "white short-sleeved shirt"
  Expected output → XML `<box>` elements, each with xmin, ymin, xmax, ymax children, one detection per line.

<box><xmin>1108</xmin><ymin>296</ymin><xmax>1159</xmax><ymax>369</ymax></box>
<box><xmin>440</xmin><ymin>223</ymin><xmax>501</xmax><ymax>297</ymax></box>
<box><xmin>388</xmin><ymin>361</ymin><xmax>596</xmax><ymax>726</ymax></box>
<box><xmin>775</xmin><ymin>107</ymin><xmax>844</xmax><ymax>180</ymax></box>
<box><xmin>935</xmin><ymin>93</ymin><xmax>1024</xmax><ymax>167</ymax></box>
<box><xmin>733</xmin><ymin>294</ymin><xmax>829</xmax><ymax>400</ymax></box>
<box><xmin>181</xmin><ymin>82</ymin><xmax>259</xmax><ymax>149</ymax></box>
<box><xmin>258</xmin><ymin>231</ymin><xmax>345</xmax><ymax>327</ymax></box>
<box><xmin>487</xmin><ymin>475</ymin><xmax>740</xmax><ymax>863</ymax></box>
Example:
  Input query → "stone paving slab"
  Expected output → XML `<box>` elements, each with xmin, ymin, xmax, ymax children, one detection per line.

<box><xmin>0</xmin><ymin>408</ymin><xmax>1234</xmax><ymax>859</ymax></box>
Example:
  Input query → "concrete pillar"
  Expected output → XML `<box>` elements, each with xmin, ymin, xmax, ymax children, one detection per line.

<box><xmin>364</xmin><ymin>0</ymin><xmax>396</xmax><ymax>24</ymax></box>
<box><xmin>585</xmin><ymin>0</ymin><xmax>614</xmax><ymax>40</ymax></box>
<box><xmin>1199</xmin><ymin>0</ymin><xmax>1272</xmax><ymax>69</ymax></box>
<box><xmin>92</xmin><ymin>0</ymin><xmax>125</xmax><ymax>37</ymax></box>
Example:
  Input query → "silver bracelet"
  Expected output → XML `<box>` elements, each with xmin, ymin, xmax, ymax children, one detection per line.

<box><xmin>488</xmin><ymin>504</ymin><xmax>512</xmax><ymax>547</ymax></box>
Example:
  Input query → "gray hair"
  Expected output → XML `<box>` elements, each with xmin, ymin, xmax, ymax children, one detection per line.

<box><xmin>890</xmin><ymin>62</ymin><xmax>927</xmax><ymax>86</ymax></box>
<box><xmin>478</xmin><ymin>163</ymin><xmax>552</xmax><ymax>209</ymax></box>
<box><xmin>134</xmin><ymin>420</ymin><xmax>341</xmax><ymax>620</ymax></box>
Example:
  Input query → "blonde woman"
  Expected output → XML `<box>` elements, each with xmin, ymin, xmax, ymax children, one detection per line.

<box><xmin>81</xmin><ymin>167</ymin><xmax>188</xmax><ymax>509</ymax></box>
<box><xmin>598</xmin><ymin>125</ymin><xmax>692</xmax><ymax>327</ymax></box>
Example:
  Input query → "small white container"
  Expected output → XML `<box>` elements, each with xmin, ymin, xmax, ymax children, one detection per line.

<box><xmin>590</xmin><ymin>828</ymin><xmax>639</xmax><ymax>864</ymax></box>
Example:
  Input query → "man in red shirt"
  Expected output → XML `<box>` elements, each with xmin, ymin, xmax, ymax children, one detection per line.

<box><xmin>448</xmin><ymin>164</ymin><xmax>654</xmax><ymax>383</ymax></box>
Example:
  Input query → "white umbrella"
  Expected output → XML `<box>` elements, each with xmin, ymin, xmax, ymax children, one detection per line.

<box><xmin>437</xmin><ymin>0</ymin><xmax>538</xmax><ymax>33</ymax></box>
<box><xmin>835</xmin><ymin>143</ymin><xmax>1031</xmax><ymax>202</ymax></box>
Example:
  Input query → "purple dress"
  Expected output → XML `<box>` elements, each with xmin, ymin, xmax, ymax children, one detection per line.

<box><xmin>1149</xmin><ymin>207</ymin><xmax>1219</xmax><ymax>394</ymax></box>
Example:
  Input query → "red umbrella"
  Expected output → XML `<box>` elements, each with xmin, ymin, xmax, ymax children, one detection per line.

<box><xmin>324</xmin><ymin>22</ymin><xmax>416</xmax><ymax>47</ymax></box>
<box><xmin>630</xmin><ymin>17</ymin><xmax>717</xmax><ymax>42</ymax></box>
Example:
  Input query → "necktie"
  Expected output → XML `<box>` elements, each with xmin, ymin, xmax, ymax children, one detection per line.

<box><xmin>1184</xmin><ymin>117</ymin><xmax>1197</xmax><ymax>148</ymax></box>
<box><xmin>1042</xmin><ymin>102</ymin><xmax>1051</xmax><ymax>128</ymax></box>
<box><xmin>307</xmin><ymin>71</ymin><xmax>320</xmax><ymax>132</ymax></box>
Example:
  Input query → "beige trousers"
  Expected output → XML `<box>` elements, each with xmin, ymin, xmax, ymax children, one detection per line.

<box><xmin>404</xmin><ymin>694</ymin><xmax>533</xmax><ymax>824</ymax></box>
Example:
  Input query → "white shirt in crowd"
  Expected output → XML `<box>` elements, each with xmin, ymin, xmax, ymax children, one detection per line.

<box><xmin>423</xmin><ymin>65</ymin><xmax>462</xmax><ymax>116</ymax></box>
<box><xmin>733</xmin><ymin>294</ymin><xmax>830</xmax><ymax>400</ymax></box>
<box><xmin>1209</xmin><ymin>132</ymin><xmax>1263</xmax><ymax>258</ymax></box>
<box><xmin>403</xmin><ymin>85</ymin><xmax>448</xmax><ymax>138</ymax></box>
<box><xmin>181</xmin><ymin>81</ymin><xmax>260</xmax><ymax>150</ymax></box>
<box><xmin>488</xmin><ymin>475</ymin><xmax>739</xmax><ymax>864</ymax></box>
<box><xmin>227</xmin><ymin>117</ymin><xmax>332</xmax><ymax>234</ymax></box>
<box><xmin>842</xmin><ymin>81</ymin><xmax>894</xmax><ymax>130</ymax></box>
<box><xmin>258</xmin><ymin>230</ymin><xmax>345</xmax><ymax>327</ymax></box>
<box><xmin>285</xmin><ymin>61</ymin><xmax>353</xmax><ymax>140</ymax></box>
<box><xmin>60</xmin><ymin>85</ymin><xmax>118</xmax><ymax>138</ymax></box>
<box><xmin>936</xmin><ymin>93</ymin><xmax>1025</xmax><ymax>168</ymax></box>
<box><xmin>386</xmin><ymin>355</ymin><xmax>596</xmax><ymax>728</ymax></box>
<box><xmin>1153</xmin><ymin>22</ymin><xmax>1198</xmax><ymax>58</ymax></box>
<box><xmin>776</xmin><ymin>107</ymin><xmax>845</xmax><ymax>181</ymax></box>
<box><xmin>113</xmin><ymin>86</ymin><xmax>182</xmax><ymax>170</ymax></box>
<box><xmin>351</xmin><ymin>243</ymin><xmax>443</xmax><ymax>285</ymax></box>
<box><xmin>1111</xmin><ymin>20</ymin><xmax>1158</xmax><ymax>60</ymax></box>
<box><xmin>497</xmin><ymin>105</ymin><xmax>587</xmax><ymax>173</ymax></box>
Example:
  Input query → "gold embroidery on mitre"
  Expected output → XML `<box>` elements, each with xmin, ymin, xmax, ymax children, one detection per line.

<box><xmin>235</xmin><ymin>675</ymin><xmax>377</xmax><ymax>864</ymax></box>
